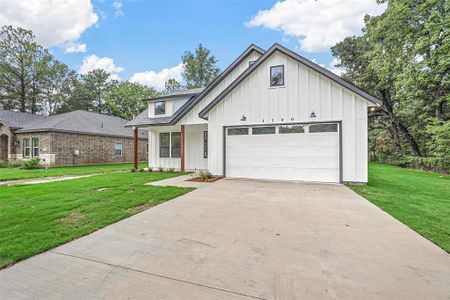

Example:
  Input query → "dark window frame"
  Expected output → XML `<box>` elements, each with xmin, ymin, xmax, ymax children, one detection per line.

<box><xmin>170</xmin><ymin>132</ymin><xmax>181</xmax><ymax>158</ymax></box>
<box><xmin>270</xmin><ymin>65</ymin><xmax>285</xmax><ymax>87</ymax></box>
<box><xmin>159</xmin><ymin>132</ymin><xmax>170</xmax><ymax>157</ymax></box>
<box><xmin>154</xmin><ymin>101</ymin><xmax>166</xmax><ymax>115</ymax></box>
<box><xmin>203</xmin><ymin>131</ymin><xmax>208</xmax><ymax>158</ymax></box>
<box><xmin>23</xmin><ymin>138</ymin><xmax>30</xmax><ymax>158</ymax></box>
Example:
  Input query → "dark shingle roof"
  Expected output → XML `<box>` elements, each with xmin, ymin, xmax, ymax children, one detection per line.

<box><xmin>0</xmin><ymin>109</ymin><xmax>47</xmax><ymax>129</ymax></box>
<box><xmin>9</xmin><ymin>110</ymin><xmax>146</xmax><ymax>139</ymax></box>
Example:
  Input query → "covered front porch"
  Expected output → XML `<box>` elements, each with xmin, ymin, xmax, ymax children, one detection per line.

<box><xmin>136</xmin><ymin>123</ymin><xmax>208</xmax><ymax>172</ymax></box>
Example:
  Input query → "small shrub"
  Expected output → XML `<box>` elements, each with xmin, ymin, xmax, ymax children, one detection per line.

<box><xmin>20</xmin><ymin>158</ymin><xmax>42</xmax><ymax>170</ymax></box>
<box><xmin>131</xmin><ymin>168</ymin><xmax>136</xmax><ymax>172</ymax></box>
<box><xmin>139</xmin><ymin>168</ymin><xmax>145</xmax><ymax>172</ymax></box>
<box><xmin>167</xmin><ymin>168</ymin><xmax>175</xmax><ymax>173</ymax></box>
<box><xmin>158</xmin><ymin>167</ymin><xmax>164</xmax><ymax>172</ymax></box>
<box><xmin>199</xmin><ymin>170</ymin><xmax>214</xmax><ymax>181</ymax></box>
<box><xmin>3</xmin><ymin>159</ymin><xmax>22</xmax><ymax>168</ymax></box>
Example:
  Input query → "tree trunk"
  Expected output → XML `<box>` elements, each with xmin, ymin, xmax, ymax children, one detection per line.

<box><xmin>381</xmin><ymin>91</ymin><xmax>423</xmax><ymax>157</ymax></box>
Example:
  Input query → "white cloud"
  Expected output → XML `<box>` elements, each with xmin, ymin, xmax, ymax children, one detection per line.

<box><xmin>112</xmin><ymin>1</ymin><xmax>124</xmax><ymax>17</ymax></box>
<box><xmin>130</xmin><ymin>64</ymin><xmax>184</xmax><ymax>91</ymax></box>
<box><xmin>64</xmin><ymin>42</ymin><xmax>87</xmax><ymax>53</ymax></box>
<box><xmin>79</xmin><ymin>55</ymin><xmax>124</xmax><ymax>80</ymax></box>
<box><xmin>328</xmin><ymin>57</ymin><xmax>344</xmax><ymax>76</ymax></box>
<box><xmin>247</xmin><ymin>0</ymin><xmax>386</xmax><ymax>52</ymax></box>
<box><xmin>0</xmin><ymin>0</ymin><xmax>98</xmax><ymax>48</ymax></box>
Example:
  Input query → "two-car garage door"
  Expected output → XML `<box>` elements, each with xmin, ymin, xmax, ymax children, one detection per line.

<box><xmin>225</xmin><ymin>122</ymin><xmax>340</xmax><ymax>183</ymax></box>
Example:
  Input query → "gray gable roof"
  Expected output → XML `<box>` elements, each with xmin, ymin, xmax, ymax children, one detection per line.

<box><xmin>0</xmin><ymin>109</ymin><xmax>47</xmax><ymax>129</ymax></box>
<box><xmin>126</xmin><ymin>44</ymin><xmax>265</xmax><ymax>128</ymax></box>
<box><xmin>13</xmin><ymin>110</ymin><xmax>146</xmax><ymax>139</ymax></box>
<box><xmin>198</xmin><ymin>43</ymin><xmax>383</xmax><ymax>119</ymax></box>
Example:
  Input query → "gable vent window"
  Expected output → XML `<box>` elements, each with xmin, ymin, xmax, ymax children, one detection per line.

<box><xmin>270</xmin><ymin>65</ymin><xmax>284</xmax><ymax>87</ymax></box>
<box><xmin>154</xmin><ymin>101</ymin><xmax>166</xmax><ymax>115</ymax></box>
<box><xmin>248</xmin><ymin>60</ymin><xmax>256</xmax><ymax>67</ymax></box>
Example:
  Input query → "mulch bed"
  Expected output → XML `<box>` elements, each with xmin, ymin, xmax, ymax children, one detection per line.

<box><xmin>188</xmin><ymin>177</ymin><xmax>222</xmax><ymax>183</ymax></box>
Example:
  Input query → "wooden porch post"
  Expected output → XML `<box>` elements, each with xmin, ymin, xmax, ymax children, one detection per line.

<box><xmin>180</xmin><ymin>125</ymin><xmax>185</xmax><ymax>172</ymax></box>
<box><xmin>133</xmin><ymin>127</ymin><xmax>138</xmax><ymax>170</ymax></box>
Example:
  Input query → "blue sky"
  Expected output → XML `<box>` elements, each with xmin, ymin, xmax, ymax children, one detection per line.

<box><xmin>1</xmin><ymin>0</ymin><xmax>385</xmax><ymax>90</ymax></box>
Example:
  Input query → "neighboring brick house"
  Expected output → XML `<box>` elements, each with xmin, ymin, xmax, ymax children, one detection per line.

<box><xmin>0</xmin><ymin>109</ymin><xmax>148</xmax><ymax>166</ymax></box>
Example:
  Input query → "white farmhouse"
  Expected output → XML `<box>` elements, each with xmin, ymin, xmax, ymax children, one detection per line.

<box><xmin>127</xmin><ymin>44</ymin><xmax>382</xmax><ymax>183</ymax></box>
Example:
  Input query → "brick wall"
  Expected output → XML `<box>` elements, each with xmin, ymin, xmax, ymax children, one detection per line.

<box><xmin>14</xmin><ymin>131</ymin><xmax>148</xmax><ymax>166</ymax></box>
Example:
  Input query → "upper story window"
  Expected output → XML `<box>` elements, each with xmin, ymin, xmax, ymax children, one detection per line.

<box><xmin>270</xmin><ymin>65</ymin><xmax>284</xmax><ymax>87</ymax></box>
<box><xmin>154</xmin><ymin>101</ymin><xmax>166</xmax><ymax>115</ymax></box>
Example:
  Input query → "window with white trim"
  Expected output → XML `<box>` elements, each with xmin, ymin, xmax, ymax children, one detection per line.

<box><xmin>159</xmin><ymin>133</ymin><xmax>170</xmax><ymax>157</ymax></box>
<box><xmin>203</xmin><ymin>131</ymin><xmax>208</xmax><ymax>158</ymax></box>
<box><xmin>23</xmin><ymin>138</ymin><xmax>30</xmax><ymax>158</ymax></box>
<box><xmin>171</xmin><ymin>132</ymin><xmax>181</xmax><ymax>158</ymax></box>
<box><xmin>114</xmin><ymin>141</ymin><xmax>123</xmax><ymax>157</ymax></box>
<box><xmin>154</xmin><ymin>101</ymin><xmax>166</xmax><ymax>115</ymax></box>
<box><xmin>32</xmin><ymin>137</ymin><xmax>40</xmax><ymax>157</ymax></box>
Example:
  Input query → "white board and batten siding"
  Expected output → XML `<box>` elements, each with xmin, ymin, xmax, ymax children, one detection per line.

<box><xmin>148</xmin><ymin>124</ymin><xmax>207</xmax><ymax>171</ymax></box>
<box><xmin>206</xmin><ymin>50</ymin><xmax>370</xmax><ymax>183</ymax></box>
<box><xmin>179</xmin><ymin>51</ymin><xmax>262</xmax><ymax>125</ymax></box>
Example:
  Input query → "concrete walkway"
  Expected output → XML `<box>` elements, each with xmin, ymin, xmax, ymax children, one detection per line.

<box><xmin>1</xmin><ymin>179</ymin><xmax>449</xmax><ymax>299</ymax></box>
<box><xmin>0</xmin><ymin>174</ymin><xmax>97</xmax><ymax>187</ymax></box>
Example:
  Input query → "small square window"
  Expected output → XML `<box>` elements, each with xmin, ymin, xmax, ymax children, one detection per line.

<box><xmin>154</xmin><ymin>101</ymin><xmax>166</xmax><ymax>115</ymax></box>
<box><xmin>252</xmin><ymin>127</ymin><xmax>275</xmax><ymax>135</ymax></box>
<box><xmin>227</xmin><ymin>128</ymin><xmax>249</xmax><ymax>135</ymax></box>
<box><xmin>270</xmin><ymin>65</ymin><xmax>284</xmax><ymax>87</ymax></box>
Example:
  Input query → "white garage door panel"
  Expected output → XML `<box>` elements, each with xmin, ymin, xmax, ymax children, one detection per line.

<box><xmin>226</xmin><ymin>124</ymin><xmax>340</xmax><ymax>183</ymax></box>
<box><xmin>226</xmin><ymin>166</ymin><xmax>339</xmax><ymax>182</ymax></box>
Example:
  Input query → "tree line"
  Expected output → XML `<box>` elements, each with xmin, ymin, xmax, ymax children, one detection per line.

<box><xmin>332</xmin><ymin>0</ymin><xmax>449</xmax><ymax>172</ymax></box>
<box><xmin>0</xmin><ymin>25</ymin><xmax>220</xmax><ymax>120</ymax></box>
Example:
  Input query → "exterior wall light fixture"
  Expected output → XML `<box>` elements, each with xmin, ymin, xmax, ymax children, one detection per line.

<box><xmin>310</xmin><ymin>111</ymin><xmax>317</xmax><ymax>118</ymax></box>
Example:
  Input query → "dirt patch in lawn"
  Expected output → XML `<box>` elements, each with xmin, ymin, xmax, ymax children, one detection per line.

<box><xmin>57</xmin><ymin>211</ymin><xmax>86</xmax><ymax>224</ymax></box>
<box><xmin>188</xmin><ymin>177</ymin><xmax>222</xmax><ymax>183</ymax></box>
<box><xmin>128</xmin><ymin>203</ymin><xmax>154</xmax><ymax>213</ymax></box>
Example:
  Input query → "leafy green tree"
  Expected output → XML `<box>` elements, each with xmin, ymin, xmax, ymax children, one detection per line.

<box><xmin>0</xmin><ymin>25</ymin><xmax>48</xmax><ymax>112</ymax></box>
<box><xmin>40</xmin><ymin>60</ymin><xmax>78</xmax><ymax>115</ymax></box>
<box><xmin>105</xmin><ymin>81</ymin><xmax>159</xmax><ymax>120</ymax></box>
<box><xmin>164</xmin><ymin>78</ymin><xmax>182</xmax><ymax>93</ymax></box>
<box><xmin>332</xmin><ymin>0</ymin><xmax>449</xmax><ymax>165</ymax></box>
<box><xmin>61</xmin><ymin>69</ymin><xmax>116</xmax><ymax>113</ymax></box>
<box><xmin>182</xmin><ymin>44</ymin><xmax>220</xmax><ymax>88</ymax></box>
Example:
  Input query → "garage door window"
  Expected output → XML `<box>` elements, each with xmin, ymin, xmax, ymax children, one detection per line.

<box><xmin>309</xmin><ymin>123</ymin><xmax>338</xmax><ymax>133</ymax></box>
<box><xmin>228</xmin><ymin>128</ymin><xmax>249</xmax><ymax>135</ymax></box>
<box><xmin>279</xmin><ymin>125</ymin><xmax>305</xmax><ymax>134</ymax></box>
<box><xmin>252</xmin><ymin>127</ymin><xmax>275</xmax><ymax>135</ymax></box>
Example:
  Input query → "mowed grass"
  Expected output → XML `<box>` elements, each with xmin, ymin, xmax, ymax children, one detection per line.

<box><xmin>0</xmin><ymin>162</ymin><xmax>147</xmax><ymax>181</ymax></box>
<box><xmin>349</xmin><ymin>162</ymin><xmax>450</xmax><ymax>252</ymax></box>
<box><xmin>0</xmin><ymin>172</ymin><xmax>192</xmax><ymax>268</ymax></box>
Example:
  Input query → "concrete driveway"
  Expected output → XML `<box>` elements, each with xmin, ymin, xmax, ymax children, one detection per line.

<box><xmin>1</xmin><ymin>179</ymin><xmax>449</xmax><ymax>299</ymax></box>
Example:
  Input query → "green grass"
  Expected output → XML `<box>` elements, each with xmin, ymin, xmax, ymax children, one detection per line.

<box><xmin>0</xmin><ymin>171</ymin><xmax>192</xmax><ymax>268</ymax></box>
<box><xmin>349</xmin><ymin>162</ymin><xmax>450</xmax><ymax>252</ymax></box>
<box><xmin>0</xmin><ymin>162</ymin><xmax>147</xmax><ymax>181</ymax></box>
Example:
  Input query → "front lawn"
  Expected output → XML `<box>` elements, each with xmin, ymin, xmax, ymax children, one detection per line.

<box><xmin>0</xmin><ymin>171</ymin><xmax>192</xmax><ymax>268</ymax></box>
<box><xmin>0</xmin><ymin>162</ymin><xmax>147</xmax><ymax>181</ymax></box>
<box><xmin>349</xmin><ymin>162</ymin><xmax>450</xmax><ymax>252</ymax></box>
